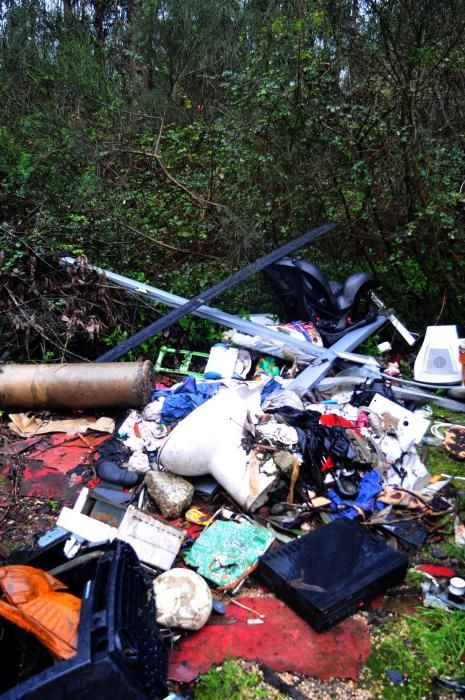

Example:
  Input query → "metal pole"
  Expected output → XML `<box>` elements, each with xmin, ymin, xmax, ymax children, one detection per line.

<box><xmin>94</xmin><ymin>223</ymin><xmax>336</xmax><ymax>361</ymax></box>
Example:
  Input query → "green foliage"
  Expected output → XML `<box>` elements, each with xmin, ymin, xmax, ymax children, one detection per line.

<box><xmin>405</xmin><ymin>568</ymin><xmax>425</xmax><ymax>587</ymax></box>
<box><xmin>358</xmin><ymin>334</ymin><xmax>382</xmax><ymax>357</ymax></box>
<box><xmin>102</xmin><ymin>324</ymin><xmax>164</xmax><ymax>362</ymax></box>
<box><xmin>195</xmin><ymin>659</ymin><xmax>268</xmax><ymax>700</ymax></box>
<box><xmin>426</xmin><ymin>408</ymin><xmax>465</xmax><ymax>477</ymax></box>
<box><xmin>426</xmin><ymin>444</ymin><xmax>465</xmax><ymax>479</ymax></box>
<box><xmin>1</xmin><ymin>0</ymin><xmax>465</xmax><ymax>357</ymax></box>
<box><xmin>365</xmin><ymin>609</ymin><xmax>465</xmax><ymax>699</ymax></box>
<box><xmin>177</xmin><ymin>316</ymin><xmax>223</xmax><ymax>349</ymax></box>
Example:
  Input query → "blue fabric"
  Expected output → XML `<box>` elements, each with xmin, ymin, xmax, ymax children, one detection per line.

<box><xmin>152</xmin><ymin>376</ymin><xmax>220</xmax><ymax>424</ymax></box>
<box><xmin>260</xmin><ymin>378</ymin><xmax>283</xmax><ymax>403</ymax></box>
<box><xmin>328</xmin><ymin>469</ymin><xmax>383</xmax><ymax>519</ymax></box>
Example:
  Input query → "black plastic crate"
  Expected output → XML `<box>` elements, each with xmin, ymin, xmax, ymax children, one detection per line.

<box><xmin>259</xmin><ymin>517</ymin><xmax>408</xmax><ymax>631</ymax></box>
<box><xmin>0</xmin><ymin>540</ymin><xmax>167</xmax><ymax>699</ymax></box>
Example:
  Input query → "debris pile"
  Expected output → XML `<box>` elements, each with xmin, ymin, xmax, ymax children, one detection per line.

<box><xmin>1</xmin><ymin>244</ymin><xmax>465</xmax><ymax>698</ymax></box>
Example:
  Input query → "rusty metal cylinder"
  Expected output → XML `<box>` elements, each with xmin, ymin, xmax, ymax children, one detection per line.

<box><xmin>0</xmin><ymin>361</ymin><xmax>154</xmax><ymax>409</ymax></box>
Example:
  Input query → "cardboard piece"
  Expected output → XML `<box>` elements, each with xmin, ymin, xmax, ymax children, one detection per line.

<box><xmin>8</xmin><ymin>413</ymin><xmax>115</xmax><ymax>437</ymax></box>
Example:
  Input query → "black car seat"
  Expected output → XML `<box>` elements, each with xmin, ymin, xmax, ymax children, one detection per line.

<box><xmin>265</xmin><ymin>257</ymin><xmax>379</xmax><ymax>345</ymax></box>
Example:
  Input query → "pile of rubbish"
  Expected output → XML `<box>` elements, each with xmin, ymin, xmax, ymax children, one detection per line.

<box><xmin>2</xmin><ymin>245</ymin><xmax>465</xmax><ymax>698</ymax></box>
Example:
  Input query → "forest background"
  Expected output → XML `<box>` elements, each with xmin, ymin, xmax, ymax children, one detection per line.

<box><xmin>1</xmin><ymin>0</ymin><xmax>465</xmax><ymax>361</ymax></box>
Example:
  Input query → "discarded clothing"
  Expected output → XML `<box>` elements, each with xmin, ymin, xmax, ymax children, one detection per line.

<box><xmin>127</xmin><ymin>450</ymin><xmax>151</xmax><ymax>474</ymax></box>
<box><xmin>350</xmin><ymin>378</ymin><xmax>398</xmax><ymax>408</ymax></box>
<box><xmin>141</xmin><ymin>397</ymin><xmax>165</xmax><ymax>422</ymax></box>
<box><xmin>96</xmin><ymin>459</ymin><xmax>141</xmax><ymax>487</ymax></box>
<box><xmin>272</xmin><ymin>321</ymin><xmax>323</xmax><ymax>346</ymax></box>
<box><xmin>262</xmin><ymin>388</ymin><xmax>304</xmax><ymax>412</ymax></box>
<box><xmin>152</xmin><ymin>376</ymin><xmax>220</xmax><ymax>424</ymax></box>
<box><xmin>260</xmin><ymin>378</ymin><xmax>283</xmax><ymax>402</ymax></box>
<box><xmin>117</xmin><ymin>410</ymin><xmax>167</xmax><ymax>452</ymax></box>
<box><xmin>137</xmin><ymin>419</ymin><xmax>168</xmax><ymax>451</ymax></box>
<box><xmin>328</xmin><ymin>470</ymin><xmax>383</xmax><ymax>519</ymax></box>
<box><xmin>93</xmin><ymin>436</ymin><xmax>131</xmax><ymax>468</ymax></box>
<box><xmin>256</xmin><ymin>420</ymin><xmax>299</xmax><ymax>446</ymax></box>
<box><xmin>385</xmin><ymin>450</ymin><xmax>430</xmax><ymax>490</ymax></box>
<box><xmin>377</xmin><ymin>485</ymin><xmax>430</xmax><ymax>510</ymax></box>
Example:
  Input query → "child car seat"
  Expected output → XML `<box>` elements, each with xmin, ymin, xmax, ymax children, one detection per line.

<box><xmin>265</xmin><ymin>257</ymin><xmax>379</xmax><ymax>345</ymax></box>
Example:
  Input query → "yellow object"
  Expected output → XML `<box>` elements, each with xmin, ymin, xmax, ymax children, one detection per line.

<box><xmin>185</xmin><ymin>507</ymin><xmax>213</xmax><ymax>526</ymax></box>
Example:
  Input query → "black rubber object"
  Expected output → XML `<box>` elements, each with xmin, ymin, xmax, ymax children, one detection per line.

<box><xmin>96</xmin><ymin>460</ymin><xmax>140</xmax><ymax>487</ymax></box>
<box><xmin>265</xmin><ymin>257</ymin><xmax>378</xmax><ymax>345</ymax></box>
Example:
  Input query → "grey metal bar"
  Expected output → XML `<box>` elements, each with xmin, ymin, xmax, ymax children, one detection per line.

<box><xmin>96</xmin><ymin>223</ymin><xmax>336</xmax><ymax>361</ymax></box>
<box><xmin>61</xmin><ymin>257</ymin><xmax>387</xmax><ymax>385</ymax></box>
<box><xmin>62</xmin><ymin>257</ymin><xmax>328</xmax><ymax>359</ymax></box>
<box><xmin>391</xmin><ymin>385</ymin><xmax>465</xmax><ymax>412</ymax></box>
<box><xmin>288</xmin><ymin>315</ymin><xmax>387</xmax><ymax>391</ymax></box>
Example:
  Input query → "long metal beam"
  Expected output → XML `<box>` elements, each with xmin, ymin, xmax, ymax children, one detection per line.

<box><xmin>288</xmin><ymin>315</ymin><xmax>387</xmax><ymax>390</ymax></box>
<box><xmin>61</xmin><ymin>254</ymin><xmax>386</xmax><ymax>387</ymax></box>
<box><xmin>93</xmin><ymin>223</ymin><xmax>336</xmax><ymax>361</ymax></box>
<box><xmin>61</xmin><ymin>260</ymin><xmax>332</xmax><ymax>360</ymax></box>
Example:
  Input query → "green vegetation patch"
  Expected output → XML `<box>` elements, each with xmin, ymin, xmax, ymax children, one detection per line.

<box><xmin>364</xmin><ymin>608</ymin><xmax>465</xmax><ymax>699</ymax></box>
<box><xmin>195</xmin><ymin>659</ymin><xmax>270</xmax><ymax>700</ymax></box>
<box><xmin>425</xmin><ymin>405</ymin><xmax>465</xmax><ymax>478</ymax></box>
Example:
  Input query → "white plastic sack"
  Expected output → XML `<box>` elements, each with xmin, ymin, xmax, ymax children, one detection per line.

<box><xmin>159</xmin><ymin>382</ymin><xmax>278</xmax><ymax>511</ymax></box>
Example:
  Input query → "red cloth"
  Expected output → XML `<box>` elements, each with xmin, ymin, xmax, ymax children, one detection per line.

<box><xmin>416</xmin><ymin>564</ymin><xmax>456</xmax><ymax>578</ymax></box>
<box><xmin>318</xmin><ymin>414</ymin><xmax>362</xmax><ymax>472</ymax></box>
<box><xmin>319</xmin><ymin>413</ymin><xmax>362</xmax><ymax>436</ymax></box>
<box><xmin>169</xmin><ymin>595</ymin><xmax>371</xmax><ymax>682</ymax></box>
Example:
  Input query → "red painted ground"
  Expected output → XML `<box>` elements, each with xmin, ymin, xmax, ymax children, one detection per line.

<box><xmin>169</xmin><ymin>595</ymin><xmax>371</xmax><ymax>681</ymax></box>
<box><xmin>0</xmin><ymin>433</ymin><xmax>111</xmax><ymax>500</ymax></box>
<box><xmin>27</xmin><ymin>433</ymin><xmax>109</xmax><ymax>472</ymax></box>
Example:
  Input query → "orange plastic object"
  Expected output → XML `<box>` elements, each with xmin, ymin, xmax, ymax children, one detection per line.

<box><xmin>0</xmin><ymin>566</ymin><xmax>80</xmax><ymax>659</ymax></box>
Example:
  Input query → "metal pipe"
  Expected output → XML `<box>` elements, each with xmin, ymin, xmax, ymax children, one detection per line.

<box><xmin>0</xmin><ymin>361</ymin><xmax>153</xmax><ymax>409</ymax></box>
<box><xmin>59</xmin><ymin>258</ymin><xmax>387</xmax><ymax>390</ymax></box>
<box><xmin>95</xmin><ymin>223</ymin><xmax>336</xmax><ymax>361</ymax></box>
<box><xmin>61</xmin><ymin>255</ymin><xmax>327</xmax><ymax>360</ymax></box>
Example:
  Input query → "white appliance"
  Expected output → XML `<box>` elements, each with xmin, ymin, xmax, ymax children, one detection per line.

<box><xmin>414</xmin><ymin>325</ymin><xmax>462</xmax><ymax>384</ymax></box>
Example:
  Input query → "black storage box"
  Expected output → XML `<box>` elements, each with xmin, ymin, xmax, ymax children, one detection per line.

<box><xmin>259</xmin><ymin>517</ymin><xmax>408</xmax><ymax>631</ymax></box>
<box><xmin>0</xmin><ymin>540</ymin><xmax>167</xmax><ymax>699</ymax></box>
